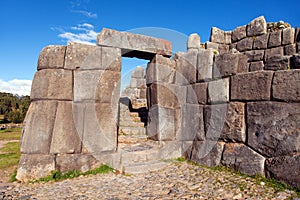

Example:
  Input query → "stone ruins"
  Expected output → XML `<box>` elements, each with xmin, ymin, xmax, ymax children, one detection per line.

<box><xmin>17</xmin><ymin>16</ymin><xmax>300</xmax><ymax>188</ymax></box>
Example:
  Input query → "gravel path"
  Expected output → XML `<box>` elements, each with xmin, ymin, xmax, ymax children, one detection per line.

<box><xmin>0</xmin><ymin>161</ymin><xmax>297</xmax><ymax>200</ymax></box>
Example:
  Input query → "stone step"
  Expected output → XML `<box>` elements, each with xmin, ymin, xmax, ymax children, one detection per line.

<box><xmin>122</xmin><ymin>161</ymin><xmax>168</xmax><ymax>174</ymax></box>
<box><xmin>119</xmin><ymin>121</ymin><xmax>145</xmax><ymax>127</ymax></box>
<box><xmin>118</xmin><ymin>135</ymin><xmax>148</xmax><ymax>144</ymax></box>
<box><xmin>120</xmin><ymin>148</ymin><xmax>159</xmax><ymax>165</ymax></box>
<box><xmin>119</xmin><ymin>127</ymin><xmax>146</xmax><ymax>135</ymax></box>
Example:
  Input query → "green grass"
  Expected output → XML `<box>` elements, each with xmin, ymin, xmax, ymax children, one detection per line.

<box><xmin>0</xmin><ymin>128</ymin><xmax>22</xmax><ymax>140</ymax></box>
<box><xmin>33</xmin><ymin>164</ymin><xmax>114</xmax><ymax>183</ymax></box>
<box><xmin>0</xmin><ymin>142</ymin><xmax>21</xmax><ymax>169</ymax></box>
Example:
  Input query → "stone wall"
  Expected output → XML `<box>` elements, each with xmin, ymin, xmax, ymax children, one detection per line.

<box><xmin>147</xmin><ymin>16</ymin><xmax>300</xmax><ymax>188</ymax></box>
<box><xmin>18</xmin><ymin>16</ymin><xmax>299</xmax><ymax>187</ymax></box>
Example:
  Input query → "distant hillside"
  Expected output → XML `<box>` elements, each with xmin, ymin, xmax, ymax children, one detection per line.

<box><xmin>0</xmin><ymin>92</ymin><xmax>30</xmax><ymax>123</ymax></box>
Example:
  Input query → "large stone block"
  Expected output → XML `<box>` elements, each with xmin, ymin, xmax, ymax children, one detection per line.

<box><xmin>236</xmin><ymin>37</ymin><xmax>253</xmax><ymax>52</ymax></box>
<box><xmin>210</xmin><ymin>27</ymin><xmax>225</xmax><ymax>44</ymax></box>
<box><xmin>16</xmin><ymin>154</ymin><xmax>55</xmax><ymax>182</ymax></box>
<box><xmin>97</xmin><ymin>28</ymin><xmax>172</xmax><ymax>59</ymax></box>
<box><xmin>130</xmin><ymin>78</ymin><xmax>146</xmax><ymax>88</ymax></box>
<box><xmin>197</xmin><ymin>48</ymin><xmax>214</xmax><ymax>81</ymax></box>
<box><xmin>73</xmin><ymin>102</ymin><xmax>117</xmax><ymax>153</ymax></box>
<box><xmin>146</xmin><ymin>55</ymin><xmax>175</xmax><ymax>85</ymax></box>
<box><xmin>221</xmin><ymin>143</ymin><xmax>265</xmax><ymax>176</ymax></box>
<box><xmin>282</xmin><ymin>27</ymin><xmax>295</xmax><ymax>45</ymax></box>
<box><xmin>265</xmin><ymin>155</ymin><xmax>300</xmax><ymax>188</ymax></box>
<box><xmin>243</xmin><ymin>50</ymin><xmax>264</xmax><ymax>62</ymax></box>
<box><xmin>284</xmin><ymin>44</ymin><xmax>296</xmax><ymax>56</ymax></box>
<box><xmin>264</xmin><ymin>46</ymin><xmax>284</xmax><ymax>62</ymax></box>
<box><xmin>175</xmin><ymin>50</ymin><xmax>197</xmax><ymax>85</ymax></box>
<box><xmin>37</xmin><ymin>45</ymin><xmax>66</xmax><ymax>70</ymax></box>
<box><xmin>21</xmin><ymin>101</ymin><xmax>57</xmax><ymax>154</ymax></box>
<box><xmin>232</xmin><ymin>26</ymin><xmax>247</xmax><ymax>42</ymax></box>
<box><xmin>178</xmin><ymin>104</ymin><xmax>204</xmax><ymax>141</ymax></box>
<box><xmin>225</xmin><ymin>31</ymin><xmax>232</xmax><ymax>44</ymax></box>
<box><xmin>268</xmin><ymin>30</ymin><xmax>282</xmax><ymax>48</ymax></box>
<box><xmin>272</xmin><ymin>69</ymin><xmax>300</xmax><ymax>102</ymax></box>
<box><xmin>247</xmin><ymin>16</ymin><xmax>267</xmax><ymax>37</ymax></box>
<box><xmin>191</xmin><ymin>141</ymin><xmax>224</xmax><ymax>167</ymax></box>
<box><xmin>31</xmin><ymin>69</ymin><xmax>73</xmax><ymax>101</ymax></box>
<box><xmin>231</xmin><ymin>71</ymin><xmax>273</xmax><ymax>101</ymax></box>
<box><xmin>187</xmin><ymin>33</ymin><xmax>201</xmax><ymax>50</ymax></box>
<box><xmin>64</xmin><ymin>42</ymin><xmax>102</xmax><ymax>70</ymax></box>
<box><xmin>253</xmin><ymin>33</ymin><xmax>268</xmax><ymax>49</ymax></box>
<box><xmin>249</xmin><ymin>61</ymin><xmax>264</xmax><ymax>72</ymax></box>
<box><xmin>56</xmin><ymin>154</ymin><xmax>101</xmax><ymax>173</ymax></box>
<box><xmin>247</xmin><ymin>101</ymin><xmax>300</xmax><ymax>157</ymax></box>
<box><xmin>205</xmin><ymin>103</ymin><xmax>246</xmax><ymax>142</ymax></box>
<box><xmin>205</xmin><ymin>42</ymin><xmax>219</xmax><ymax>50</ymax></box>
<box><xmin>186</xmin><ymin>82</ymin><xmax>207</xmax><ymax>104</ymax></box>
<box><xmin>218</xmin><ymin>44</ymin><xmax>229</xmax><ymax>54</ymax></box>
<box><xmin>213</xmin><ymin>52</ymin><xmax>248</xmax><ymax>78</ymax></box>
<box><xmin>208</xmin><ymin>78</ymin><xmax>229</xmax><ymax>104</ymax></box>
<box><xmin>101</xmin><ymin>46</ymin><xmax>122</xmax><ymax>71</ymax></box>
<box><xmin>50</xmin><ymin>101</ymin><xmax>82</xmax><ymax>154</ymax></box>
<box><xmin>146</xmin><ymin>105</ymin><xmax>175</xmax><ymax>141</ymax></box>
<box><xmin>264</xmin><ymin>55</ymin><xmax>289</xmax><ymax>71</ymax></box>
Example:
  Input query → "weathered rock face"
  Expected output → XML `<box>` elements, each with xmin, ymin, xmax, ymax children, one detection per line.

<box><xmin>231</xmin><ymin>71</ymin><xmax>273</xmax><ymax>101</ymax></box>
<box><xmin>187</xmin><ymin>33</ymin><xmax>201</xmax><ymax>50</ymax></box>
<box><xmin>208</xmin><ymin>78</ymin><xmax>229</xmax><ymax>104</ymax></box>
<box><xmin>97</xmin><ymin>28</ymin><xmax>172</xmax><ymax>59</ymax></box>
<box><xmin>247</xmin><ymin>102</ymin><xmax>300</xmax><ymax>157</ymax></box>
<box><xmin>210</xmin><ymin>27</ymin><xmax>225</xmax><ymax>44</ymax></box>
<box><xmin>37</xmin><ymin>45</ymin><xmax>66</xmax><ymax>70</ymax></box>
<box><xmin>197</xmin><ymin>49</ymin><xmax>214</xmax><ymax>81</ymax></box>
<box><xmin>272</xmin><ymin>69</ymin><xmax>300</xmax><ymax>102</ymax></box>
<box><xmin>175</xmin><ymin>50</ymin><xmax>197</xmax><ymax>84</ymax></box>
<box><xmin>265</xmin><ymin>155</ymin><xmax>300</xmax><ymax>188</ymax></box>
<box><xmin>186</xmin><ymin>83</ymin><xmax>207</xmax><ymax>104</ymax></box>
<box><xmin>221</xmin><ymin>143</ymin><xmax>265</xmax><ymax>176</ymax></box>
<box><xmin>232</xmin><ymin>26</ymin><xmax>247</xmax><ymax>42</ymax></box>
<box><xmin>246</xmin><ymin>16</ymin><xmax>267</xmax><ymax>36</ymax></box>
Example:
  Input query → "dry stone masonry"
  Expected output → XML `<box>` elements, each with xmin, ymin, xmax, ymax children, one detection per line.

<box><xmin>18</xmin><ymin>16</ymin><xmax>300</xmax><ymax>188</ymax></box>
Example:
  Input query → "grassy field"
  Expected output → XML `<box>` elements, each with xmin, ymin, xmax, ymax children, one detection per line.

<box><xmin>0</xmin><ymin>128</ymin><xmax>21</xmax><ymax>169</ymax></box>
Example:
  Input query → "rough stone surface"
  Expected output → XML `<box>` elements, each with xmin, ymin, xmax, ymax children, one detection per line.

<box><xmin>187</xmin><ymin>33</ymin><xmax>201</xmax><ymax>50</ymax></box>
<box><xmin>221</xmin><ymin>143</ymin><xmax>265</xmax><ymax>176</ymax></box>
<box><xmin>205</xmin><ymin>42</ymin><xmax>219</xmax><ymax>50</ymax></box>
<box><xmin>197</xmin><ymin>48</ymin><xmax>214</xmax><ymax>81</ymax></box>
<box><xmin>56</xmin><ymin>154</ymin><xmax>100</xmax><ymax>173</ymax></box>
<box><xmin>265</xmin><ymin>155</ymin><xmax>300</xmax><ymax>188</ymax></box>
<box><xmin>210</xmin><ymin>27</ymin><xmax>225</xmax><ymax>44</ymax></box>
<box><xmin>282</xmin><ymin>27</ymin><xmax>295</xmax><ymax>45</ymax></box>
<box><xmin>191</xmin><ymin>141</ymin><xmax>224</xmax><ymax>167</ymax></box>
<box><xmin>179</xmin><ymin>104</ymin><xmax>204</xmax><ymax>141</ymax></box>
<box><xmin>132</xmin><ymin>66</ymin><xmax>145</xmax><ymax>78</ymax></box>
<box><xmin>249</xmin><ymin>61</ymin><xmax>264</xmax><ymax>71</ymax></box>
<box><xmin>186</xmin><ymin>82</ymin><xmax>207</xmax><ymax>104</ymax></box>
<box><xmin>31</xmin><ymin>69</ymin><xmax>73</xmax><ymax>100</ymax></box>
<box><xmin>232</xmin><ymin>26</ymin><xmax>247</xmax><ymax>42</ymax></box>
<box><xmin>101</xmin><ymin>46</ymin><xmax>122</xmax><ymax>71</ymax></box>
<box><xmin>213</xmin><ymin>52</ymin><xmax>248</xmax><ymax>78</ymax></box>
<box><xmin>208</xmin><ymin>78</ymin><xmax>229</xmax><ymax>104</ymax></box>
<box><xmin>205</xmin><ymin>103</ymin><xmax>246</xmax><ymax>142</ymax></box>
<box><xmin>16</xmin><ymin>154</ymin><xmax>55</xmax><ymax>182</ymax></box>
<box><xmin>231</xmin><ymin>71</ymin><xmax>273</xmax><ymax>101</ymax></box>
<box><xmin>74</xmin><ymin>102</ymin><xmax>117</xmax><ymax>153</ymax></box>
<box><xmin>247</xmin><ymin>101</ymin><xmax>300</xmax><ymax>157</ymax></box>
<box><xmin>264</xmin><ymin>55</ymin><xmax>289</xmax><ymax>71</ymax></box>
<box><xmin>146</xmin><ymin>55</ymin><xmax>175</xmax><ymax>84</ymax></box>
<box><xmin>218</xmin><ymin>44</ymin><xmax>229</xmax><ymax>54</ymax></box>
<box><xmin>97</xmin><ymin>28</ymin><xmax>172</xmax><ymax>59</ymax></box>
<box><xmin>225</xmin><ymin>31</ymin><xmax>232</xmax><ymax>44</ymax></box>
<box><xmin>268</xmin><ymin>30</ymin><xmax>282</xmax><ymax>48</ymax></box>
<box><xmin>247</xmin><ymin>16</ymin><xmax>267</xmax><ymax>37</ymax></box>
<box><xmin>50</xmin><ymin>101</ymin><xmax>82</xmax><ymax>154</ymax></box>
<box><xmin>272</xmin><ymin>69</ymin><xmax>300</xmax><ymax>102</ymax></box>
<box><xmin>37</xmin><ymin>45</ymin><xmax>66</xmax><ymax>70</ymax></box>
<box><xmin>64</xmin><ymin>42</ymin><xmax>102</xmax><ymax>70</ymax></box>
<box><xmin>284</xmin><ymin>44</ymin><xmax>296</xmax><ymax>55</ymax></box>
<box><xmin>296</xmin><ymin>27</ymin><xmax>300</xmax><ymax>42</ymax></box>
<box><xmin>21</xmin><ymin>101</ymin><xmax>57</xmax><ymax>154</ymax></box>
<box><xmin>175</xmin><ymin>50</ymin><xmax>197</xmax><ymax>84</ymax></box>
<box><xmin>264</xmin><ymin>46</ymin><xmax>284</xmax><ymax>62</ymax></box>
<box><xmin>253</xmin><ymin>33</ymin><xmax>268</xmax><ymax>49</ymax></box>
<box><xmin>146</xmin><ymin>105</ymin><xmax>175</xmax><ymax>141</ymax></box>
<box><xmin>236</xmin><ymin>37</ymin><xmax>253</xmax><ymax>52</ymax></box>
<box><xmin>243</xmin><ymin>50</ymin><xmax>264</xmax><ymax>62</ymax></box>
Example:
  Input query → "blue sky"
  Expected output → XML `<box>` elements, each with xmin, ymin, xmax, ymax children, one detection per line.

<box><xmin>0</xmin><ymin>0</ymin><xmax>299</xmax><ymax>95</ymax></box>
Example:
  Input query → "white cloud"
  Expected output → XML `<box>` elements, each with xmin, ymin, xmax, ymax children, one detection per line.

<box><xmin>72</xmin><ymin>10</ymin><xmax>97</xmax><ymax>18</ymax></box>
<box><xmin>0</xmin><ymin>79</ymin><xmax>32</xmax><ymax>96</ymax></box>
<box><xmin>57</xmin><ymin>23</ymin><xmax>98</xmax><ymax>45</ymax></box>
